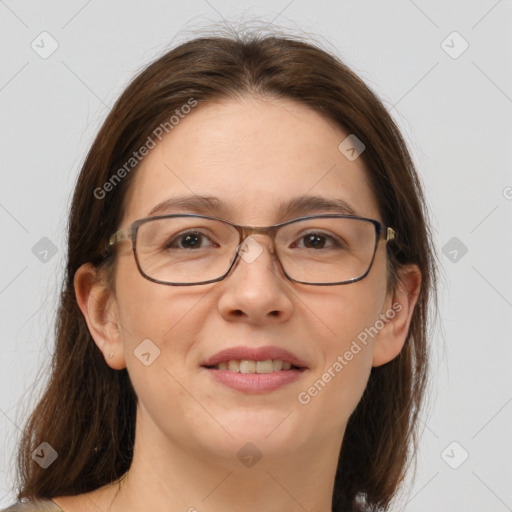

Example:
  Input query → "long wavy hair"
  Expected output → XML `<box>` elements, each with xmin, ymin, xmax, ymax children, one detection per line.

<box><xmin>13</xmin><ymin>30</ymin><xmax>437</xmax><ymax>511</ymax></box>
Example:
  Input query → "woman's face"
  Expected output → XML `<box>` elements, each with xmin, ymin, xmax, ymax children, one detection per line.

<box><xmin>100</xmin><ymin>96</ymin><xmax>399</xmax><ymax>467</ymax></box>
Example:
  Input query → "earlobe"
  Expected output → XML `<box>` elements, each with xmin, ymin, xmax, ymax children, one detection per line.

<box><xmin>74</xmin><ymin>263</ymin><xmax>126</xmax><ymax>370</ymax></box>
<box><xmin>372</xmin><ymin>264</ymin><xmax>421</xmax><ymax>367</ymax></box>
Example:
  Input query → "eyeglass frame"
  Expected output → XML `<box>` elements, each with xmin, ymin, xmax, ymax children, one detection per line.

<box><xmin>107</xmin><ymin>213</ymin><xmax>396</xmax><ymax>286</ymax></box>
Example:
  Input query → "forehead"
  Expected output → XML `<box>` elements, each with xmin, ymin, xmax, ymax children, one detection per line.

<box><xmin>122</xmin><ymin>96</ymin><xmax>380</xmax><ymax>226</ymax></box>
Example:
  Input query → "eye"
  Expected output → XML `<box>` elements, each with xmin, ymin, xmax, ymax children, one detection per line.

<box><xmin>294</xmin><ymin>232</ymin><xmax>341</xmax><ymax>250</ymax></box>
<box><xmin>164</xmin><ymin>230</ymin><xmax>217</xmax><ymax>250</ymax></box>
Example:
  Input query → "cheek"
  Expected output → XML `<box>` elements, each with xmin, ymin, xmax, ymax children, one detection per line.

<box><xmin>116</xmin><ymin>255</ymin><xmax>185</xmax><ymax>329</ymax></box>
<box><xmin>312</xmin><ymin>272</ymin><xmax>386</xmax><ymax>351</ymax></box>
<box><xmin>298</xmin><ymin>274</ymin><xmax>386</xmax><ymax>426</ymax></box>
<box><xmin>296</xmin><ymin>349</ymin><xmax>372</xmax><ymax>433</ymax></box>
<box><xmin>113</xmin><ymin>256</ymin><xmax>210</xmax><ymax>363</ymax></box>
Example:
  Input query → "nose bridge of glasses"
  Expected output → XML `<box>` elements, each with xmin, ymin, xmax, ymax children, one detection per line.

<box><xmin>239</xmin><ymin>225</ymin><xmax>277</xmax><ymax>254</ymax></box>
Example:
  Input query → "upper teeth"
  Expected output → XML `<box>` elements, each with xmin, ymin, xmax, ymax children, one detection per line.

<box><xmin>215</xmin><ymin>359</ymin><xmax>293</xmax><ymax>373</ymax></box>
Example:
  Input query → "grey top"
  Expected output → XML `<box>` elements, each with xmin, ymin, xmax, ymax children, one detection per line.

<box><xmin>1</xmin><ymin>499</ymin><xmax>64</xmax><ymax>511</ymax></box>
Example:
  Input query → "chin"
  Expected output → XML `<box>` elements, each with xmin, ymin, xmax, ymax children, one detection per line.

<box><xmin>204</xmin><ymin>409</ymin><xmax>307</xmax><ymax>449</ymax></box>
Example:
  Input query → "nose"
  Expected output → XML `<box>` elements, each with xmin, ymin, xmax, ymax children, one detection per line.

<box><xmin>216</xmin><ymin>234</ymin><xmax>294</xmax><ymax>324</ymax></box>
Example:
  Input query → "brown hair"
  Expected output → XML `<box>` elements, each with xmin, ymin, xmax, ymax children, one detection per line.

<box><xmin>13</xmin><ymin>30</ymin><xmax>437</xmax><ymax>511</ymax></box>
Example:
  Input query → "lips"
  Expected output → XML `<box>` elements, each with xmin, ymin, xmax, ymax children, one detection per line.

<box><xmin>201</xmin><ymin>346</ymin><xmax>308</xmax><ymax>369</ymax></box>
<box><xmin>201</xmin><ymin>346</ymin><xmax>308</xmax><ymax>393</ymax></box>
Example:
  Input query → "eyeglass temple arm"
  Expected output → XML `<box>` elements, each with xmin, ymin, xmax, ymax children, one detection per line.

<box><xmin>109</xmin><ymin>230</ymin><xmax>127</xmax><ymax>246</ymax></box>
<box><xmin>384</xmin><ymin>227</ymin><xmax>396</xmax><ymax>241</ymax></box>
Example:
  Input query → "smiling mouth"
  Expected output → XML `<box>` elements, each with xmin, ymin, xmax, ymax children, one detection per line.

<box><xmin>203</xmin><ymin>359</ymin><xmax>304</xmax><ymax>373</ymax></box>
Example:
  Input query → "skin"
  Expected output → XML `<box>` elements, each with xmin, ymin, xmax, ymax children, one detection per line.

<box><xmin>60</xmin><ymin>96</ymin><xmax>421</xmax><ymax>512</ymax></box>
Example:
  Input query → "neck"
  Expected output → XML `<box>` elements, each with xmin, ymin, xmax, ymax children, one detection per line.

<box><xmin>111</xmin><ymin>407</ymin><xmax>343</xmax><ymax>512</ymax></box>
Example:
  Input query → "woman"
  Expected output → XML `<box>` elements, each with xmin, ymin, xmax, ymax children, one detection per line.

<box><xmin>4</xmin><ymin>30</ymin><xmax>437</xmax><ymax>512</ymax></box>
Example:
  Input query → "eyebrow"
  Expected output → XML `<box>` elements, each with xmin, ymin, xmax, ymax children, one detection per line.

<box><xmin>147</xmin><ymin>194</ymin><xmax>358</xmax><ymax>220</ymax></box>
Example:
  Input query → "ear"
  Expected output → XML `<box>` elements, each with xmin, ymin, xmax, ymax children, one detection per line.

<box><xmin>372</xmin><ymin>264</ymin><xmax>421</xmax><ymax>367</ymax></box>
<box><xmin>74</xmin><ymin>263</ymin><xmax>126</xmax><ymax>370</ymax></box>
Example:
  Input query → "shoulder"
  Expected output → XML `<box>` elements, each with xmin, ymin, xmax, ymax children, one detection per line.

<box><xmin>1</xmin><ymin>499</ymin><xmax>64</xmax><ymax>511</ymax></box>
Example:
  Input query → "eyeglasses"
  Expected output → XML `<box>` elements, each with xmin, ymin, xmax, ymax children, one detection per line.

<box><xmin>108</xmin><ymin>213</ymin><xmax>396</xmax><ymax>286</ymax></box>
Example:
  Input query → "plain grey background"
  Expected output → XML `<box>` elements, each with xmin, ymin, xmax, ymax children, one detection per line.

<box><xmin>1</xmin><ymin>1</ymin><xmax>511</xmax><ymax>510</ymax></box>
